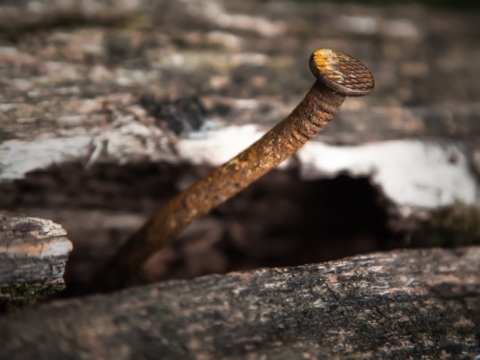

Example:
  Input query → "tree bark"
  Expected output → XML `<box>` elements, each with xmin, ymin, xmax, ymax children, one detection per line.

<box><xmin>1</xmin><ymin>246</ymin><xmax>479</xmax><ymax>359</ymax></box>
<box><xmin>0</xmin><ymin>211</ymin><xmax>72</xmax><ymax>306</ymax></box>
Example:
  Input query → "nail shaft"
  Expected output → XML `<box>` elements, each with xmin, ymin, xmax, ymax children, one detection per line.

<box><xmin>97</xmin><ymin>49</ymin><xmax>374</xmax><ymax>291</ymax></box>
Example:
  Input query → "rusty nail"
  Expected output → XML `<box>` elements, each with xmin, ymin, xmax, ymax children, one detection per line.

<box><xmin>98</xmin><ymin>49</ymin><xmax>375</xmax><ymax>290</ymax></box>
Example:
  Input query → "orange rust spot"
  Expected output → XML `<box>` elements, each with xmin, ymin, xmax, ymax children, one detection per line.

<box><xmin>312</xmin><ymin>49</ymin><xmax>345</xmax><ymax>82</ymax></box>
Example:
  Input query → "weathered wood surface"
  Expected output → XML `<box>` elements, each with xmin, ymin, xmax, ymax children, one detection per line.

<box><xmin>0</xmin><ymin>247</ymin><xmax>479</xmax><ymax>359</ymax></box>
<box><xmin>0</xmin><ymin>211</ymin><xmax>72</xmax><ymax>306</ymax></box>
<box><xmin>1</xmin><ymin>0</ymin><xmax>480</xmax><ymax>305</ymax></box>
<box><xmin>0</xmin><ymin>0</ymin><xmax>479</xmax><ymax>287</ymax></box>
<box><xmin>0</xmin><ymin>0</ymin><xmax>479</xmax><ymax>211</ymax></box>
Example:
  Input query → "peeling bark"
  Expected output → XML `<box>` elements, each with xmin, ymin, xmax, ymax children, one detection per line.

<box><xmin>0</xmin><ymin>247</ymin><xmax>479</xmax><ymax>359</ymax></box>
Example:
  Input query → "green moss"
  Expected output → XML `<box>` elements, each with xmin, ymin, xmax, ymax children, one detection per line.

<box><xmin>297</xmin><ymin>0</ymin><xmax>480</xmax><ymax>11</ymax></box>
<box><xmin>0</xmin><ymin>12</ymin><xmax>148</xmax><ymax>43</ymax></box>
<box><xmin>429</xmin><ymin>203</ymin><xmax>480</xmax><ymax>247</ymax></box>
<box><xmin>113</xmin><ymin>14</ymin><xmax>153</xmax><ymax>31</ymax></box>
<box><xmin>403</xmin><ymin>203</ymin><xmax>480</xmax><ymax>249</ymax></box>
<box><xmin>0</xmin><ymin>281</ymin><xmax>65</xmax><ymax>311</ymax></box>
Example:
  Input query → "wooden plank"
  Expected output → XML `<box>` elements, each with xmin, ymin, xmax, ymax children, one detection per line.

<box><xmin>1</xmin><ymin>247</ymin><xmax>478</xmax><ymax>359</ymax></box>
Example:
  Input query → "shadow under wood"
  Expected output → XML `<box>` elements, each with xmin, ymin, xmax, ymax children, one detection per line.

<box><xmin>0</xmin><ymin>161</ymin><xmax>394</xmax><ymax>297</ymax></box>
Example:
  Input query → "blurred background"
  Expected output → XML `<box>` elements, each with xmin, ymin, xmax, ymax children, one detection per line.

<box><xmin>0</xmin><ymin>0</ymin><xmax>479</xmax><ymax>296</ymax></box>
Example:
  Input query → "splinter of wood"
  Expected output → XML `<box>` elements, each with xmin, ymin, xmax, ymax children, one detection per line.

<box><xmin>97</xmin><ymin>49</ymin><xmax>375</xmax><ymax>291</ymax></box>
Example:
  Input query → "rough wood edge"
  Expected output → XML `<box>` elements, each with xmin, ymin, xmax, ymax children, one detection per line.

<box><xmin>0</xmin><ymin>211</ymin><xmax>73</xmax><ymax>307</ymax></box>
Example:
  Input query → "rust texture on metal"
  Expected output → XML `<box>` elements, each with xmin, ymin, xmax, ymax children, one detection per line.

<box><xmin>98</xmin><ymin>49</ymin><xmax>375</xmax><ymax>291</ymax></box>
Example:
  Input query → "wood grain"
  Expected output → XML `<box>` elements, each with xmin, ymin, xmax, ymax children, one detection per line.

<box><xmin>1</xmin><ymin>246</ymin><xmax>478</xmax><ymax>359</ymax></box>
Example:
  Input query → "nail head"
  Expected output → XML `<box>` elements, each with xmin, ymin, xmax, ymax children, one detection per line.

<box><xmin>309</xmin><ymin>49</ymin><xmax>375</xmax><ymax>97</ymax></box>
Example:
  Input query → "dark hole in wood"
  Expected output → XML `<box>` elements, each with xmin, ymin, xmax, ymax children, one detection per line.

<box><xmin>0</xmin><ymin>162</ymin><xmax>395</xmax><ymax>298</ymax></box>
